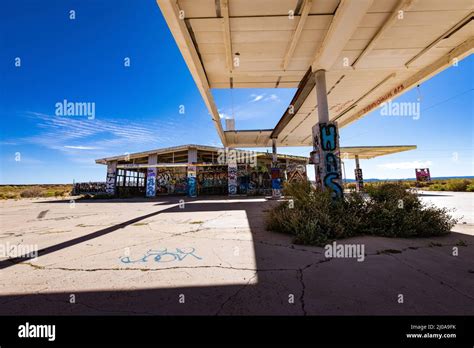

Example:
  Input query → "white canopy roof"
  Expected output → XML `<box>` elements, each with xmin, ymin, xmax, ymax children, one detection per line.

<box><xmin>157</xmin><ymin>0</ymin><xmax>473</xmax><ymax>147</ymax></box>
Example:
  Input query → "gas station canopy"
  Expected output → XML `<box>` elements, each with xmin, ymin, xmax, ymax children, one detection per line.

<box><xmin>339</xmin><ymin>145</ymin><xmax>417</xmax><ymax>159</ymax></box>
<box><xmin>157</xmin><ymin>0</ymin><xmax>473</xmax><ymax>147</ymax></box>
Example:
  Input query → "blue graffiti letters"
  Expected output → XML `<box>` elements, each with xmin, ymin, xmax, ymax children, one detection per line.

<box><xmin>320</xmin><ymin>124</ymin><xmax>338</xmax><ymax>151</ymax></box>
<box><xmin>120</xmin><ymin>247</ymin><xmax>202</xmax><ymax>264</ymax></box>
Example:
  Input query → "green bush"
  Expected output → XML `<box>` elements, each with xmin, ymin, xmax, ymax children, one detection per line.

<box><xmin>266</xmin><ymin>182</ymin><xmax>457</xmax><ymax>246</ymax></box>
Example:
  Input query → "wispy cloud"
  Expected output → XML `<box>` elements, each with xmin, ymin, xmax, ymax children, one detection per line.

<box><xmin>264</xmin><ymin>94</ymin><xmax>280</xmax><ymax>102</ymax></box>
<box><xmin>378</xmin><ymin>160</ymin><xmax>432</xmax><ymax>170</ymax></box>
<box><xmin>10</xmin><ymin>111</ymin><xmax>180</xmax><ymax>162</ymax></box>
<box><xmin>64</xmin><ymin>145</ymin><xmax>99</xmax><ymax>150</ymax></box>
<box><xmin>250</xmin><ymin>94</ymin><xmax>264</xmax><ymax>102</ymax></box>
<box><xmin>218</xmin><ymin>111</ymin><xmax>231</xmax><ymax>119</ymax></box>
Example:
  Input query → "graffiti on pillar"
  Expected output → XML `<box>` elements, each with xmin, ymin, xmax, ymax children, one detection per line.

<box><xmin>313</xmin><ymin>123</ymin><xmax>343</xmax><ymax>198</ymax></box>
<box><xmin>228</xmin><ymin>163</ymin><xmax>238</xmax><ymax>195</ymax></box>
<box><xmin>354</xmin><ymin>168</ymin><xmax>363</xmax><ymax>191</ymax></box>
<box><xmin>146</xmin><ymin>168</ymin><xmax>157</xmax><ymax>197</ymax></box>
<box><xmin>106</xmin><ymin>165</ymin><xmax>116</xmax><ymax>195</ymax></box>
<box><xmin>187</xmin><ymin>166</ymin><xmax>197</xmax><ymax>197</ymax></box>
<box><xmin>271</xmin><ymin>167</ymin><xmax>281</xmax><ymax>198</ymax></box>
<box><xmin>287</xmin><ymin>164</ymin><xmax>307</xmax><ymax>183</ymax></box>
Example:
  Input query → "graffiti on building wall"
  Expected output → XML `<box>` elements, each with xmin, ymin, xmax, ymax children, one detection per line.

<box><xmin>153</xmin><ymin>169</ymin><xmax>187</xmax><ymax>194</ymax></box>
<box><xmin>73</xmin><ymin>182</ymin><xmax>106</xmax><ymax>195</ymax></box>
<box><xmin>106</xmin><ymin>165</ymin><xmax>116</xmax><ymax>195</ymax></box>
<box><xmin>187</xmin><ymin>166</ymin><xmax>197</xmax><ymax>197</ymax></box>
<box><xmin>146</xmin><ymin>168</ymin><xmax>157</xmax><ymax>197</ymax></box>
<box><xmin>246</xmin><ymin>166</ymin><xmax>272</xmax><ymax>196</ymax></box>
<box><xmin>287</xmin><ymin>164</ymin><xmax>307</xmax><ymax>183</ymax></box>
<box><xmin>197</xmin><ymin>166</ymin><xmax>227</xmax><ymax>188</ymax></box>
<box><xmin>312</xmin><ymin>122</ymin><xmax>343</xmax><ymax>198</ymax></box>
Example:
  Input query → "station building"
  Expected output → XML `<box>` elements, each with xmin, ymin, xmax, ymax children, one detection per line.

<box><xmin>94</xmin><ymin>144</ymin><xmax>308</xmax><ymax>197</ymax></box>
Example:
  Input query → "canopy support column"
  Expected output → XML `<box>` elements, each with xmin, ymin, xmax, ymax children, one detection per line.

<box><xmin>271</xmin><ymin>138</ymin><xmax>281</xmax><ymax>199</ymax></box>
<box><xmin>310</xmin><ymin>69</ymin><xmax>343</xmax><ymax>198</ymax></box>
<box><xmin>354</xmin><ymin>154</ymin><xmax>364</xmax><ymax>192</ymax></box>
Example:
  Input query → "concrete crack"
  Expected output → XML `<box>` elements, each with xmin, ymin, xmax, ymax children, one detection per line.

<box><xmin>215</xmin><ymin>272</ymin><xmax>258</xmax><ymax>315</ymax></box>
<box><xmin>387</xmin><ymin>253</ymin><xmax>474</xmax><ymax>301</ymax></box>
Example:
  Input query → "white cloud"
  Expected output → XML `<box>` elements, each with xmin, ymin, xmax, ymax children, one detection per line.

<box><xmin>219</xmin><ymin>112</ymin><xmax>230</xmax><ymax>119</ymax></box>
<box><xmin>264</xmin><ymin>94</ymin><xmax>280</xmax><ymax>102</ymax></box>
<box><xmin>378</xmin><ymin>160</ymin><xmax>433</xmax><ymax>170</ymax></box>
<box><xmin>250</xmin><ymin>94</ymin><xmax>264</xmax><ymax>102</ymax></box>
<box><xmin>64</xmin><ymin>145</ymin><xmax>99</xmax><ymax>150</ymax></box>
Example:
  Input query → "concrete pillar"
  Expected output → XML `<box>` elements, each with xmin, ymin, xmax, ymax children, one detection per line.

<box><xmin>105</xmin><ymin>160</ymin><xmax>117</xmax><ymax>195</ymax></box>
<box><xmin>226</xmin><ymin>119</ymin><xmax>237</xmax><ymax>196</ymax></box>
<box><xmin>187</xmin><ymin>148</ymin><xmax>197</xmax><ymax>197</ymax></box>
<box><xmin>310</xmin><ymin>69</ymin><xmax>343</xmax><ymax>198</ymax></box>
<box><xmin>146</xmin><ymin>154</ymin><xmax>158</xmax><ymax>197</ymax></box>
<box><xmin>354</xmin><ymin>155</ymin><xmax>364</xmax><ymax>192</ymax></box>
<box><xmin>271</xmin><ymin>138</ymin><xmax>281</xmax><ymax>199</ymax></box>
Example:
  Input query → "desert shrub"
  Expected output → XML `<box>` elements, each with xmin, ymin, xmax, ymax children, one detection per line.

<box><xmin>0</xmin><ymin>192</ymin><xmax>19</xmax><ymax>199</ymax></box>
<box><xmin>445</xmin><ymin>179</ymin><xmax>470</xmax><ymax>192</ymax></box>
<box><xmin>467</xmin><ymin>183</ymin><xmax>474</xmax><ymax>192</ymax></box>
<box><xmin>266</xmin><ymin>182</ymin><xmax>457</xmax><ymax>246</ymax></box>
<box><xmin>19</xmin><ymin>187</ymin><xmax>44</xmax><ymax>198</ymax></box>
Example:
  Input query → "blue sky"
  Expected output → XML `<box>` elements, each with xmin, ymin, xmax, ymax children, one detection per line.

<box><xmin>1</xmin><ymin>0</ymin><xmax>473</xmax><ymax>184</ymax></box>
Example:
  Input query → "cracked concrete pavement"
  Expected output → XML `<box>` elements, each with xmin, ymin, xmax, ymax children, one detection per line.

<box><xmin>0</xmin><ymin>193</ymin><xmax>473</xmax><ymax>315</ymax></box>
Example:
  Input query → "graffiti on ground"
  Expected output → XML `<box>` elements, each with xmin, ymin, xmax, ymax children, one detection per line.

<box><xmin>120</xmin><ymin>247</ymin><xmax>202</xmax><ymax>264</ymax></box>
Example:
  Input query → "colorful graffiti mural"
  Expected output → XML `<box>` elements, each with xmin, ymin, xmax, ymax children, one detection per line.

<box><xmin>153</xmin><ymin>168</ymin><xmax>187</xmax><ymax>194</ymax></box>
<box><xmin>105</xmin><ymin>164</ymin><xmax>116</xmax><ymax>195</ymax></box>
<box><xmin>73</xmin><ymin>182</ymin><xmax>106</xmax><ymax>195</ymax></box>
<box><xmin>146</xmin><ymin>168</ymin><xmax>157</xmax><ymax>197</ymax></box>
<box><xmin>311</xmin><ymin>122</ymin><xmax>343</xmax><ymax>198</ymax></box>
<box><xmin>287</xmin><ymin>163</ymin><xmax>307</xmax><ymax>183</ymax></box>
<box><xmin>187</xmin><ymin>166</ymin><xmax>197</xmax><ymax>197</ymax></box>
<box><xmin>228</xmin><ymin>163</ymin><xmax>238</xmax><ymax>195</ymax></box>
<box><xmin>271</xmin><ymin>167</ymin><xmax>282</xmax><ymax>198</ymax></box>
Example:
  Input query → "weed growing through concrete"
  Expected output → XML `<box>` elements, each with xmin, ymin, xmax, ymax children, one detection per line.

<box><xmin>266</xmin><ymin>182</ymin><xmax>458</xmax><ymax>246</ymax></box>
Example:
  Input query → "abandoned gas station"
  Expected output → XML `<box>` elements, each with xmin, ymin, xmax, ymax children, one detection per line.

<box><xmin>152</xmin><ymin>0</ymin><xmax>472</xmax><ymax>198</ymax></box>
<box><xmin>95</xmin><ymin>144</ymin><xmax>308</xmax><ymax>197</ymax></box>
<box><xmin>93</xmin><ymin>143</ymin><xmax>416</xmax><ymax>197</ymax></box>
<box><xmin>87</xmin><ymin>0</ymin><xmax>472</xmax><ymax>199</ymax></box>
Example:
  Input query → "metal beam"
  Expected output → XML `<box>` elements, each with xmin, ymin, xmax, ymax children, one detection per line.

<box><xmin>341</xmin><ymin>37</ymin><xmax>474</xmax><ymax>127</ymax></box>
<box><xmin>312</xmin><ymin>0</ymin><xmax>373</xmax><ymax>71</ymax></box>
<box><xmin>281</xmin><ymin>0</ymin><xmax>313</xmax><ymax>71</ymax></box>
<box><xmin>220</xmin><ymin>0</ymin><xmax>233</xmax><ymax>73</ymax></box>
<box><xmin>405</xmin><ymin>11</ymin><xmax>474</xmax><ymax>68</ymax></box>
<box><xmin>271</xmin><ymin>68</ymin><xmax>315</xmax><ymax>138</ymax></box>
<box><xmin>352</xmin><ymin>0</ymin><xmax>415</xmax><ymax>69</ymax></box>
<box><xmin>156</xmin><ymin>0</ymin><xmax>227</xmax><ymax>145</ymax></box>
